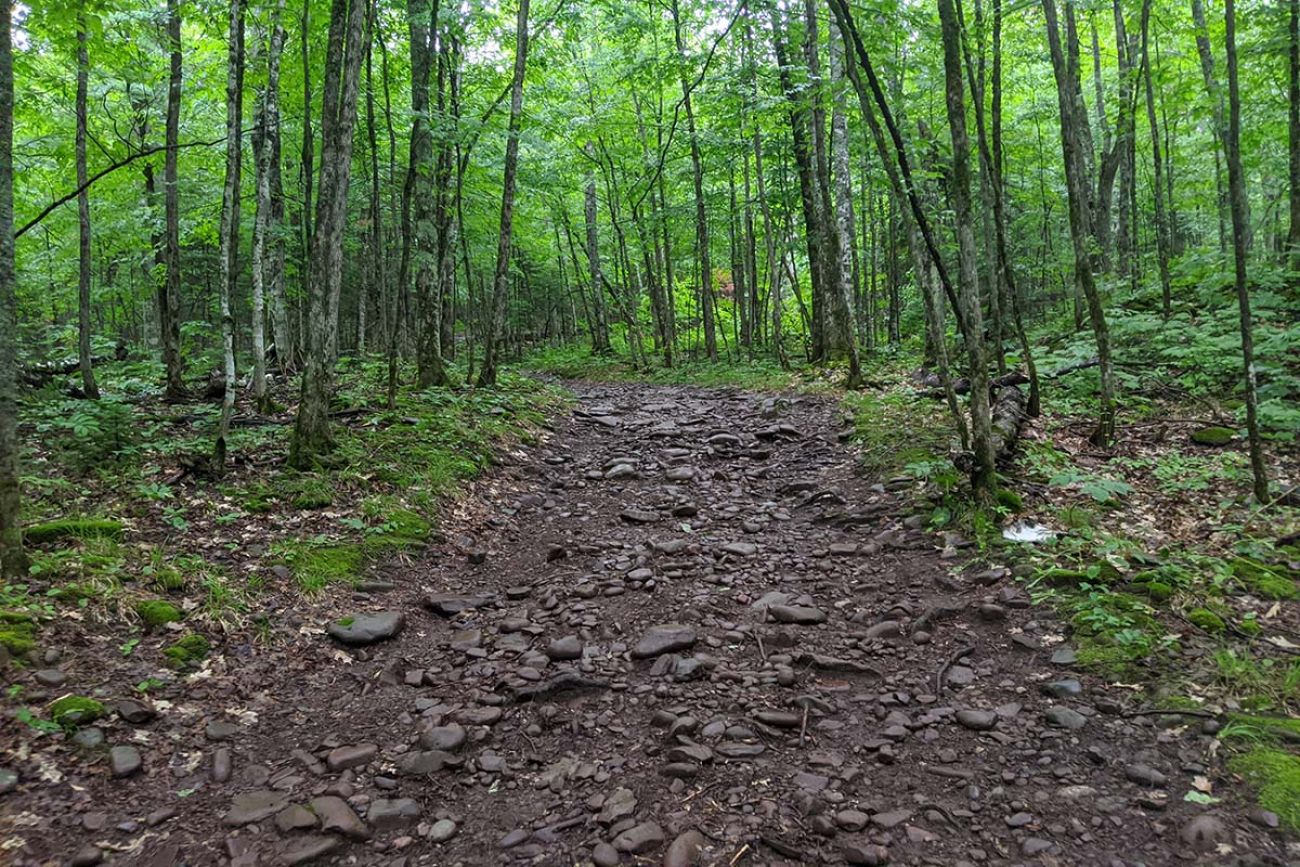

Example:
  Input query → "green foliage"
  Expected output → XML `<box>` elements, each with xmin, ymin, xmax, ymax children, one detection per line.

<box><xmin>30</xmin><ymin>397</ymin><xmax>145</xmax><ymax>469</ymax></box>
<box><xmin>0</xmin><ymin>618</ymin><xmax>37</xmax><ymax>657</ymax></box>
<box><xmin>1047</xmin><ymin>468</ymin><xmax>1133</xmax><ymax>503</ymax></box>
<box><xmin>275</xmin><ymin>541</ymin><xmax>364</xmax><ymax>594</ymax></box>
<box><xmin>23</xmin><ymin>518</ymin><xmax>124</xmax><ymax>545</ymax></box>
<box><xmin>1231</xmin><ymin>558</ymin><xmax>1299</xmax><ymax>601</ymax></box>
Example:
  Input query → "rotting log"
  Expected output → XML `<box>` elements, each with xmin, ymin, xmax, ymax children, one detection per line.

<box><xmin>990</xmin><ymin>383</ymin><xmax>1027</xmax><ymax>462</ymax></box>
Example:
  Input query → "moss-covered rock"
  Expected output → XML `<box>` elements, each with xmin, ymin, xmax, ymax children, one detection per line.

<box><xmin>50</xmin><ymin>695</ymin><xmax>106</xmax><ymax>726</ymax></box>
<box><xmin>995</xmin><ymin>487</ymin><xmax>1025</xmax><ymax>514</ymax></box>
<box><xmin>1141</xmin><ymin>581</ymin><xmax>1174</xmax><ymax>602</ymax></box>
<box><xmin>163</xmin><ymin>633</ymin><xmax>210</xmax><ymax>669</ymax></box>
<box><xmin>24</xmin><ymin>518</ymin><xmax>124</xmax><ymax>545</ymax></box>
<box><xmin>134</xmin><ymin>599</ymin><xmax>183</xmax><ymax>629</ymax></box>
<box><xmin>1188</xmin><ymin>607</ymin><xmax>1227</xmax><ymax>633</ymax></box>
<box><xmin>1228</xmin><ymin>748</ymin><xmax>1300</xmax><ymax>832</ymax></box>
<box><xmin>1231</xmin><ymin>559</ymin><xmax>1300</xmax><ymax>601</ymax></box>
<box><xmin>0</xmin><ymin>616</ymin><xmax>36</xmax><ymax>657</ymax></box>
<box><xmin>1191</xmin><ymin>426</ymin><xmax>1235</xmax><ymax>447</ymax></box>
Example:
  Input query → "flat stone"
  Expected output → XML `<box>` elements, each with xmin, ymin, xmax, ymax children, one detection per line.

<box><xmin>769</xmin><ymin>604</ymin><xmax>827</xmax><ymax>625</ymax></box>
<box><xmin>1051</xmin><ymin>645</ymin><xmax>1077</xmax><ymax>665</ymax></box>
<box><xmin>71</xmin><ymin>728</ymin><xmax>105</xmax><ymax>750</ymax></box>
<box><xmin>1042</xmin><ymin>678</ymin><xmax>1082</xmax><ymax>699</ymax></box>
<box><xmin>719</xmin><ymin>542</ymin><xmax>757</xmax><ymax>557</ymax></box>
<box><xmin>419</xmin><ymin>724</ymin><xmax>466</xmax><ymax>752</ymax></box>
<box><xmin>368</xmin><ymin>798</ymin><xmax>420</xmax><ymax>831</ymax></box>
<box><xmin>309</xmin><ymin>796</ymin><xmax>369</xmax><ymax>839</ymax></box>
<box><xmin>871</xmin><ymin>809</ymin><xmax>912</xmax><ymax>829</ymax></box>
<box><xmin>275</xmin><ymin>805</ymin><xmax>318</xmax><ymax>832</ymax></box>
<box><xmin>33</xmin><ymin>669</ymin><xmax>66</xmax><ymax>687</ymax></box>
<box><xmin>1044</xmin><ymin>706</ymin><xmax>1088</xmax><ymax>730</ymax></box>
<box><xmin>591</xmin><ymin>842</ymin><xmax>620</xmax><ymax>867</ymax></box>
<box><xmin>632</xmin><ymin>624</ymin><xmax>697</xmax><ymax>658</ymax></box>
<box><xmin>109</xmin><ymin>745</ymin><xmax>142</xmax><ymax>778</ymax></box>
<box><xmin>114</xmin><ymin>699</ymin><xmax>157</xmax><ymax>724</ymax></box>
<box><xmin>279</xmin><ymin>835</ymin><xmax>339</xmax><ymax>865</ymax></box>
<box><xmin>598</xmin><ymin>787</ymin><xmax>638</xmax><ymax>824</ymax></box>
<box><xmin>1124</xmin><ymin>764</ymin><xmax>1167</xmax><ymax>787</ymax></box>
<box><xmin>224</xmin><ymin>790</ymin><xmax>291</xmax><ymax>826</ymax></box>
<box><xmin>955</xmin><ymin>709</ymin><xmax>998</xmax><ymax>731</ymax></box>
<box><xmin>546</xmin><ymin>635</ymin><xmax>583</xmax><ymax>661</ymax></box>
<box><xmin>663</xmin><ymin>829</ymin><xmax>706</xmax><ymax>867</ymax></box>
<box><xmin>69</xmin><ymin>845</ymin><xmax>103</xmax><ymax>867</ymax></box>
<box><xmin>206</xmin><ymin>720</ymin><xmax>240</xmax><ymax>741</ymax></box>
<box><xmin>863</xmin><ymin>620</ymin><xmax>901</xmax><ymax>640</ymax></box>
<box><xmin>327</xmin><ymin>611</ymin><xmax>404</xmax><ymax>645</ymax></box>
<box><xmin>842</xmin><ymin>843</ymin><xmax>890</xmax><ymax>865</ymax></box>
<box><xmin>425</xmin><ymin>594</ymin><xmax>493</xmax><ymax>617</ymax></box>
<box><xmin>326</xmin><ymin>743</ymin><xmax>377</xmax><ymax>771</ymax></box>
<box><xmin>612</xmin><ymin>821</ymin><xmax>665</xmax><ymax>854</ymax></box>
<box><xmin>1179</xmin><ymin>814</ymin><xmax>1228</xmax><ymax>849</ymax></box>
<box><xmin>499</xmin><ymin>828</ymin><xmax>530</xmax><ymax>848</ymax></box>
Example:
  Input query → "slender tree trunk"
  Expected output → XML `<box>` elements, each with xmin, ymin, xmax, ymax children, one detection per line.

<box><xmin>1192</xmin><ymin>0</ymin><xmax>1229</xmax><ymax>257</ymax></box>
<box><xmin>75</xmin><ymin>12</ymin><xmax>99</xmax><ymax>399</ymax></box>
<box><xmin>584</xmin><ymin>144</ymin><xmax>611</xmax><ymax>353</ymax></box>
<box><xmin>939</xmin><ymin>0</ymin><xmax>996</xmax><ymax>497</ymax></box>
<box><xmin>1043</xmin><ymin>0</ymin><xmax>1117</xmax><ymax>446</ymax></box>
<box><xmin>300</xmin><ymin>0</ymin><xmax>314</xmax><ymax>364</ymax></box>
<box><xmin>1289</xmin><ymin>0</ymin><xmax>1300</xmax><ymax>274</ymax></box>
<box><xmin>289</xmin><ymin>0</ymin><xmax>369</xmax><ymax>466</ymax></box>
<box><xmin>0</xmin><ymin>0</ymin><xmax>23</xmax><ymax>579</ymax></box>
<box><xmin>476</xmin><ymin>0</ymin><xmax>530</xmax><ymax>387</ymax></box>
<box><xmin>827</xmin><ymin>15</ymin><xmax>862</xmax><ymax>386</ymax></box>
<box><xmin>408</xmin><ymin>0</ymin><xmax>449</xmax><ymax>387</ymax></box>
<box><xmin>159</xmin><ymin>0</ymin><xmax>185</xmax><ymax>399</ymax></box>
<box><xmin>1222</xmin><ymin>0</ymin><xmax>1268</xmax><ymax>501</ymax></box>
<box><xmin>1139</xmin><ymin>0</ymin><xmax>1172</xmax><ymax>317</ymax></box>
<box><xmin>252</xmin><ymin>0</ymin><xmax>285</xmax><ymax>413</ymax></box>
<box><xmin>214</xmin><ymin>0</ymin><xmax>244</xmax><ymax>473</ymax></box>
<box><xmin>672</xmin><ymin>0</ymin><xmax>717</xmax><ymax>362</ymax></box>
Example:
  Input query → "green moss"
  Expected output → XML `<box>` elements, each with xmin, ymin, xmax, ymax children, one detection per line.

<box><xmin>0</xmin><ymin>620</ymin><xmax>36</xmax><ymax>656</ymax></box>
<box><xmin>1228</xmin><ymin>748</ymin><xmax>1300</xmax><ymax>832</ymax></box>
<box><xmin>163</xmin><ymin>633</ymin><xmax>210</xmax><ymax>669</ymax></box>
<box><xmin>1231</xmin><ymin>559</ymin><xmax>1299</xmax><ymax>601</ymax></box>
<box><xmin>49</xmin><ymin>695</ymin><xmax>106</xmax><ymax>726</ymax></box>
<box><xmin>134</xmin><ymin>599</ymin><xmax>183</xmax><ymax>628</ymax></box>
<box><xmin>24</xmin><ymin>519</ymin><xmax>124</xmax><ymax>545</ymax></box>
<box><xmin>1140</xmin><ymin>581</ymin><xmax>1174</xmax><ymax>601</ymax></box>
<box><xmin>995</xmin><ymin>487</ymin><xmax>1025</xmax><ymax>513</ymax></box>
<box><xmin>1189</xmin><ymin>607</ymin><xmax>1227</xmax><ymax>633</ymax></box>
<box><xmin>335</xmin><ymin>616</ymin><xmax>355</xmax><ymax>627</ymax></box>
<box><xmin>1191</xmin><ymin>426</ymin><xmax>1235</xmax><ymax>446</ymax></box>
<box><xmin>286</xmin><ymin>476</ymin><xmax>335</xmax><ymax>509</ymax></box>
<box><xmin>1075</xmin><ymin>643</ymin><xmax>1146</xmax><ymax>676</ymax></box>
<box><xmin>277</xmin><ymin>543</ymin><xmax>364</xmax><ymax>593</ymax></box>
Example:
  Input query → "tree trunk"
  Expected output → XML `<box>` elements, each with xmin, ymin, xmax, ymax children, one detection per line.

<box><xmin>584</xmin><ymin>144</ymin><xmax>611</xmax><ymax>353</ymax></box>
<box><xmin>252</xmin><ymin>0</ymin><xmax>285</xmax><ymax>413</ymax></box>
<box><xmin>289</xmin><ymin>0</ymin><xmax>369</xmax><ymax>466</ymax></box>
<box><xmin>672</xmin><ymin>0</ymin><xmax>717</xmax><ymax>362</ymax></box>
<box><xmin>409</xmin><ymin>0</ymin><xmax>449</xmax><ymax>387</ymax></box>
<box><xmin>1289</xmin><ymin>0</ymin><xmax>1300</xmax><ymax>274</ymax></box>
<box><xmin>1139</xmin><ymin>0</ymin><xmax>1172</xmax><ymax>317</ymax></box>
<box><xmin>1042</xmin><ymin>0</ymin><xmax>1117</xmax><ymax>446</ymax></box>
<box><xmin>938</xmin><ymin>0</ymin><xmax>996</xmax><ymax>497</ymax></box>
<box><xmin>160</xmin><ymin>0</ymin><xmax>185</xmax><ymax>399</ymax></box>
<box><xmin>214</xmin><ymin>0</ymin><xmax>244</xmax><ymax>473</ymax></box>
<box><xmin>476</xmin><ymin>0</ymin><xmax>530</xmax><ymax>387</ymax></box>
<box><xmin>75</xmin><ymin>12</ymin><xmax>99</xmax><ymax>400</ymax></box>
<box><xmin>300</xmin><ymin>0</ymin><xmax>314</xmax><ymax>363</ymax></box>
<box><xmin>1222</xmin><ymin>0</ymin><xmax>1269</xmax><ymax>501</ymax></box>
<box><xmin>826</xmin><ymin>15</ymin><xmax>862</xmax><ymax>387</ymax></box>
<box><xmin>0</xmin><ymin>0</ymin><xmax>23</xmax><ymax>579</ymax></box>
<box><xmin>1191</xmin><ymin>0</ymin><xmax>1229</xmax><ymax>257</ymax></box>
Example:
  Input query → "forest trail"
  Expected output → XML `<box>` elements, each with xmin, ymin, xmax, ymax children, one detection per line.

<box><xmin>14</xmin><ymin>382</ymin><xmax>1287</xmax><ymax>867</ymax></box>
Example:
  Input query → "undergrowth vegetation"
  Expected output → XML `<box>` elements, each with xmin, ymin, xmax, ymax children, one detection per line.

<box><xmin>3</xmin><ymin>358</ymin><xmax>563</xmax><ymax>732</ymax></box>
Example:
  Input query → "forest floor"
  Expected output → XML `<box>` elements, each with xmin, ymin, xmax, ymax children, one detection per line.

<box><xmin>3</xmin><ymin>367</ymin><xmax>1298</xmax><ymax>866</ymax></box>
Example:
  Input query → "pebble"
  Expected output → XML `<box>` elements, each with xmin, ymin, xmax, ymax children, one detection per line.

<box><xmin>428</xmin><ymin>818</ymin><xmax>458</xmax><ymax>842</ymax></box>
<box><xmin>1179</xmin><ymin>814</ymin><xmax>1228</xmax><ymax>849</ymax></box>
<box><xmin>33</xmin><ymin>668</ymin><xmax>66</xmax><ymax>687</ymax></box>
<box><xmin>663</xmin><ymin>829</ymin><xmax>706</xmax><ymax>866</ymax></box>
<box><xmin>955</xmin><ymin>709</ymin><xmax>997</xmax><ymax>731</ymax></box>
<box><xmin>546</xmin><ymin>635</ymin><xmax>583</xmax><ymax>660</ymax></box>
<box><xmin>326</xmin><ymin>743</ymin><xmax>378</xmax><ymax>771</ymax></box>
<box><xmin>109</xmin><ymin>745</ymin><xmax>142</xmax><ymax>778</ymax></box>
<box><xmin>368</xmin><ymin>798</ymin><xmax>420</xmax><ymax>831</ymax></box>
<box><xmin>1044</xmin><ymin>706</ymin><xmax>1088</xmax><ymax>730</ymax></box>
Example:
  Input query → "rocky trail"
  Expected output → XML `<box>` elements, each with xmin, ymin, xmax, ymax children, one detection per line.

<box><xmin>5</xmin><ymin>382</ymin><xmax>1290</xmax><ymax>867</ymax></box>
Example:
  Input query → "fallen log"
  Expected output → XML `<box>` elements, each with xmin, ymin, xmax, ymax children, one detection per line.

<box><xmin>21</xmin><ymin>344</ymin><xmax>127</xmax><ymax>388</ymax></box>
<box><xmin>990</xmin><ymin>383</ymin><xmax>1028</xmax><ymax>463</ymax></box>
<box><xmin>916</xmin><ymin>356</ymin><xmax>1098</xmax><ymax>398</ymax></box>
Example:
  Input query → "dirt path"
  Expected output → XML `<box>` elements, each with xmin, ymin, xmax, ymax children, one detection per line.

<box><xmin>7</xmin><ymin>382</ymin><xmax>1288</xmax><ymax>866</ymax></box>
